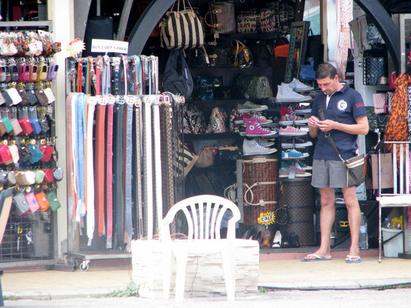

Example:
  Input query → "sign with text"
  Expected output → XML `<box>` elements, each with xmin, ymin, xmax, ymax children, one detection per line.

<box><xmin>91</xmin><ymin>39</ymin><xmax>129</xmax><ymax>54</ymax></box>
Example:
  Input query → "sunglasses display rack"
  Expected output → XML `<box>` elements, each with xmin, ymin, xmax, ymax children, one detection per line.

<box><xmin>65</xmin><ymin>56</ymin><xmax>185</xmax><ymax>265</ymax></box>
<box><xmin>0</xmin><ymin>28</ymin><xmax>63</xmax><ymax>264</ymax></box>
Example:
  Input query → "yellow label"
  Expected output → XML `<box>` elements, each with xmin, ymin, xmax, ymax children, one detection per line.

<box><xmin>257</xmin><ymin>211</ymin><xmax>275</xmax><ymax>225</ymax></box>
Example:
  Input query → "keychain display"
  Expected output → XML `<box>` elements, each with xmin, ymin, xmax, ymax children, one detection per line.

<box><xmin>0</xmin><ymin>29</ymin><xmax>63</xmax><ymax>263</ymax></box>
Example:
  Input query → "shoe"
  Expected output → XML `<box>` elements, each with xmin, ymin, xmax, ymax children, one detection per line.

<box><xmin>281</xmin><ymin>137</ymin><xmax>313</xmax><ymax>148</ymax></box>
<box><xmin>280</xmin><ymin>230</ymin><xmax>291</xmax><ymax>248</ymax></box>
<box><xmin>243</xmin><ymin>114</ymin><xmax>272</xmax><ymax>125</ymax></box>
<box><xmin>243</xmin><ymin>138</ymin><xmax>277</xmax><ymax>155</ymax></box>
<box><xmin>346</xmin><ymin>255</ymin><xmax>361</xmax><ymax>263</ymax></box>
<box><xmin>295</xmin><ymin>161</ymin><xmax>312</xmax><ymax>171</ymax></box>
<box><xmin>246</xmin><ymin>121</ymin><xmax>277</xmax><ymax>137</ymax></box>
<box><xmin>272</xmin><ymin>230</ymin><xmax>282</xmax><ymax>248</ymax></box>
<box><xmin>276</xmin><ymin>84</ymin><xmax>312</xmax><ymax>103</ymax></box>
<box><xmin>279</xmin><ymin>126</ymin><xmax>307</xmax><ymax>136</ymax></box>
<box><xmin>301</xmin><ymin>254</ymin><xmax>332</xmax><ymax>261</ymax></box>
<box><xmin>279</xmin><ymin>114</ymin><xmax>308</xmax><ymax>125</ymax></box>
<box><xmin>290</xmin><ymin>232</ymin><xmax>300</xmax><ymax>247</ymax></box>
<box><xmin>288</xmin><ymin>78</ymin><xmax>314</xmax><ymax>92</ymax></box>
<box><xmin>279</xmin><ymin>166</ymin><xmax>311</xmax><ymax>178</ymax></box>
<box><xmin>281</xmin><ymin>149</ymin><xmax>309</xmax><ymax>160</ymax></box>
<box><xmin>294</xmin><ymin>104</ymin><xmax>312</xmax><ymax>114</ymax></box>
<box><xmin>261</xmin><ymin>229</ymin><xmax>272</xmax><ymax>249</ymax></box>
<box><xmin>255</xmin><ymin>138</ymin><xmax>275</xmax><ymax>147</ymax></box>
<box><xmin>237</xmin><ymin>101</ymin><xmax>268</xmax><ymax>112</ymax></box>
<box><xmin>281</xmin><ymin>160</ymin><xmax>312</xmax><ymax>170</ymax></box>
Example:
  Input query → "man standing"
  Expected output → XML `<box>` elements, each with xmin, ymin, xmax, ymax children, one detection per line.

<box><xmin>302</xmin><ymin>63</ymin><xmax>368</xmax><ymax>263</ymax></box>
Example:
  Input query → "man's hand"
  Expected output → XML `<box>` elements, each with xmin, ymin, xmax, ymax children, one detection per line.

<box><xmin>316</xmin><ymin>119</ymin><xmax>334</xmax><ymax>132</ymax></box>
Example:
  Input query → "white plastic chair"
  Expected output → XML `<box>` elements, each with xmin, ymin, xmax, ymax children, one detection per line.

<box><xmin>377</xmin><ymin>141</ymin><xmax>411</xmax><ymax>262</ymax></box>
<box><xmin>161</xmin><ymin>194</ymin><xmax>241</xmax><ymax>302</ymax></box>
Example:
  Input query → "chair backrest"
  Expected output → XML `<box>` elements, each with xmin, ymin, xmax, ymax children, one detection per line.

<box><xmin>160</xmin><ymin>195</ymin><xmax>241</xmax><ymax>242</ymax></box>
<box><xmin>379</xmin><ymin>141</ymin><xmax>411</xmax><ymax>196</ymax></box>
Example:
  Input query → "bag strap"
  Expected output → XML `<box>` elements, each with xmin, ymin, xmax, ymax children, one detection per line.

<box><xmin>319</xmin><ymin>95</ymin><xmax>345</xmax><ymax>163</ymax></box>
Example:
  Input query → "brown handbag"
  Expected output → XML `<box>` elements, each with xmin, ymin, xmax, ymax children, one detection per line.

<box><xmin>195</xmin><ymin>146</ymin><xmax>216</xmax><ymax>168</ymax></box>
<box><xmin>205</xmin><ymin>1</ymin><xmax>236</xmax><ymax>35</ymax></box>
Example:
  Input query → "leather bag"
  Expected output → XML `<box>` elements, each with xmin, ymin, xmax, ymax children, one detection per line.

<box><xmin>205</xmin><ymin>1</ymin><xmax>236</xmax><ymax>34</ymax></box>
<box><xmin>162</xmin><ymin>50</ymin><xmax>194</xmax><ymax>99</ymax></box>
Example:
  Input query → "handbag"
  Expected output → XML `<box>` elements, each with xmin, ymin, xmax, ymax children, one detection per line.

<box><xmin>319</xmin><ymin>98</ymin><xmax>365</xmax><ymax>187</ymax></box>
<box><xmin>195</xmin><ymin>146</ymin><xmax>216</xmax><ymax>168</ymax></box>
<box><xmin>159</xmin><ymin>0</ymin><xmax>204</xmax><ymax>50</ymax></box>
<box><xmin>13</xmin><ymin>192</ymin><xmax>30</xmax><ymax>215</ymax></box>
<box><xmin>162</xmin><ymin>50</ymin><xmax>194</xmax><ymax>99</ymax></box>
<box><xmin>237</xmin><ymin>10</ymin><xmax>258</xmax><ymax>33</ymax></box>
<box><xmin>205</xmin><ymin>1</ymin><xmax>236</xmax><ymax>35</ymax></box>
<box><xmin>35</xmin><ymin>191</ymin><xmax>50</xmax><ymax>211</ymax></box>
<box><xmin>46</xmin><ymin>190</ymin><xmax>61</xmax><ymax>211</ymax></box>
<box><xmin>372</xmin><ymin>93</ymin><xmax>388</xmax><ymax>114</ymax></box>
<box><xmin>237</xmin><ymin>75</ymin><xmax>273</xmax><ymax>99</ymax></box>
<box><xmin>206</xmin><ymin>106</ymin><xmax>227</xmax><ymax>133</ymax></box>
<box><xmin>215</xmin><ymin>146</ymin><xmax>239</xmax><ymax>166</ymax></box>
<box><xmin>25</xmin><ymin>192</ymin><xmax>40</xmax><ymax>213</ymax></box>
<box><xmin>231</xmin><ymin>39</ymin><xmax>253</xmax><ymax>69</ymax></box>
<box><xmin>299</xmin><ymin>62</ymin><xmax>316</xmax><ymax>81</ymax></box>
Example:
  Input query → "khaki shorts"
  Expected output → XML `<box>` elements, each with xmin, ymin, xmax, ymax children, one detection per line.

<box><xmin>311</xmin><ymin>159</ymin><xmax>348</xmax><ymax>188</ymax></box>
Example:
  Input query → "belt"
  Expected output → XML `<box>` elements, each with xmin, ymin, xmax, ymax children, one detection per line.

<box><xmin>95</xmin><ymin>97</ymin><xmax>107</xmax><ymax>237</ymax></box>
<box><xmin>106</xmin><ymin>97</ymin><xmax>115</xmax><ymax>248</ymax></box>
<box><xmin>86</xmin><ymin>96</ymin><xmax>97</xmax><ymax>245</ymax></box>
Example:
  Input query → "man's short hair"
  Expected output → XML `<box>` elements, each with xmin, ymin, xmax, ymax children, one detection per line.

<box><xmin>315</xmin><ymin>63</ymin><xmax>338</xmax><ymax>80</ymax></box>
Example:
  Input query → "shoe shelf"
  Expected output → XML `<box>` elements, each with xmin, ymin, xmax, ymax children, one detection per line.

<box><xmin>183</xmin><ymin>132</ymin><xmax>241</xmax><ymax>141</ymax></box>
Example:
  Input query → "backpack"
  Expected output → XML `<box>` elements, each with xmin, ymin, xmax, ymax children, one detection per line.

<box><xmin>162</xmin><ymin>50</ymin><xmax>194</xmax><ymax>99</ymax></box>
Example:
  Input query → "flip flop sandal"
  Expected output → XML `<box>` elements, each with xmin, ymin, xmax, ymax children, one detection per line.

<box><xmin>346</xmin><ymin>255</ymin><xmax>361</xmax><ymax>263</ymax></box>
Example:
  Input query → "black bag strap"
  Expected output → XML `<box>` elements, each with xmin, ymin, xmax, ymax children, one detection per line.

<box><xmin>319</xmin><ymin>95</ymin><xmax>345</xmax><ymax>163</ymax></box>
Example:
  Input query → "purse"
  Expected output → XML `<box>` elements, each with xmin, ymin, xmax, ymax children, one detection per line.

<box><xmin>35</xmin><ymin>191</ymin><xmax>50</xmax><ymax>211</ymax></box>
<box><xmin>215</xmin><ymin>146</ymin><xmax>239</xmax><ymax>166</ymax></box>
<box><xmin>319</xmin><ymin>98</ymin><xmax>365</xmax><ymax>187</ymax></box>
<box><xmin>231</xmin><ymin>39</ymin><xmax>253</xmax><ymax>69</ymax></box>
<box><xmin>205</xmin><ymin>1</ymin><xmax>236</xmax><ymax>35</ymax></box>
<box><xmin>195</xmin><ymin>146</ymin><xmax>216</xmax><ymax>168</ymax></box>
<box><xmin>159</xmin><ymin>0</ymin><xmax>204</xmax><ymax>50</ymax></box>
<box><xmin>237</xmin><ymin>10</ymin><xmax>258</xmax><ymax>33</ymax></box>
<box><xmin>25</xmin><ymin>192</ymin><xmax>40</xmax><ymax>213</ymax></box>
<box><xmin>372</xmin><ymin>93</ymin><xmax>388</xmax><ymax>114</ymax></box>
<box><xmin>13</xmin><ymin>192</ymin><xmax>30</xmax><ymax>215</ymax></box>
<box><xmin>46</xmin><ymin>190</ymin><xmax>61</xmax><ymax>211</ymax></box>
<box><xmin>162</xmin><ymin>50</ymin><xmax>194</xmax><ymax>99</ymax></box>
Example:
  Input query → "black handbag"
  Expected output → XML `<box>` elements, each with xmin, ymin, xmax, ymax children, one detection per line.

<box><xmin>162</xmin><ymin>50</ymin><xmax>194</xmax><ymax>99</ymax></box>
<box><xmin>215</xmin><ymin>146</ymin><xmax>239</xmax><ymax>166</ymax></box>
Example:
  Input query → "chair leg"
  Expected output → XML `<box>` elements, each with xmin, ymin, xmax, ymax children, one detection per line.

<box><xmin>162</xmin><ymin>249</ymin><xmax>173</xmax><ymax>300</ymax></box>
<box><xmin>174</xmin><ymin>253</ymin><xmax>188</xmax><ymax>302</ymax></box>
<box><xmin>378</xmin><ymin>205</ymin><xmax>382</xmax><ymax>263</ymax></box>
<box><xmin>221</xmin><ymin>249</ymin><xmax>235</xmax><ymax>301</ymax></box>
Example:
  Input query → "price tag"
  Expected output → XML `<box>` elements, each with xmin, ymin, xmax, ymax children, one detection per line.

<box><xmin>91</xmin><ymin>39</ymin><xmax>129</xmax><ymax>54</ymax></box>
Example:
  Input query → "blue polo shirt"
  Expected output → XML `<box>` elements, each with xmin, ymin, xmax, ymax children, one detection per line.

<box><xmin>311</xmin><ymin>83</ymin><xmax>367</xmax><ymax>161</ymax></box>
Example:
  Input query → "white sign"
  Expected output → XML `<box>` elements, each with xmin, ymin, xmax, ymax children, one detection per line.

<box><xmin>91</xmin><ymin>39</ymin><xmax>129</xmax><ymax>54</ymax></box>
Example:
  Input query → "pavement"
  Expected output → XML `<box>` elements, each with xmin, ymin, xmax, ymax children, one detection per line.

<box><xmin>2</xmin><ymin>251</ymin><xmax>411</xmax><ymax>301</ymax></box>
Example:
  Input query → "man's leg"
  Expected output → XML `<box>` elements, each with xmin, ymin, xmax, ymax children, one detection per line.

<box><xmin>317</xmin><ymin>187</ymin><xmax>336</xmax><ymax>257</ymax></box>
<box><xmin>303</xmin><ymin>187</ymin><xmax>335</xmax><ymax>259</ymax></box>
<box><xmin>342</xmin><ymin>186</ymin><xmax>361</xmax><ymax>258</ymax></box>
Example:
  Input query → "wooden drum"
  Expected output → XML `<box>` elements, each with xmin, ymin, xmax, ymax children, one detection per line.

<box><xmin>240</xmin><ymin>156</ymin><xmax>278</xmax><ymax>225</ymax></box>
